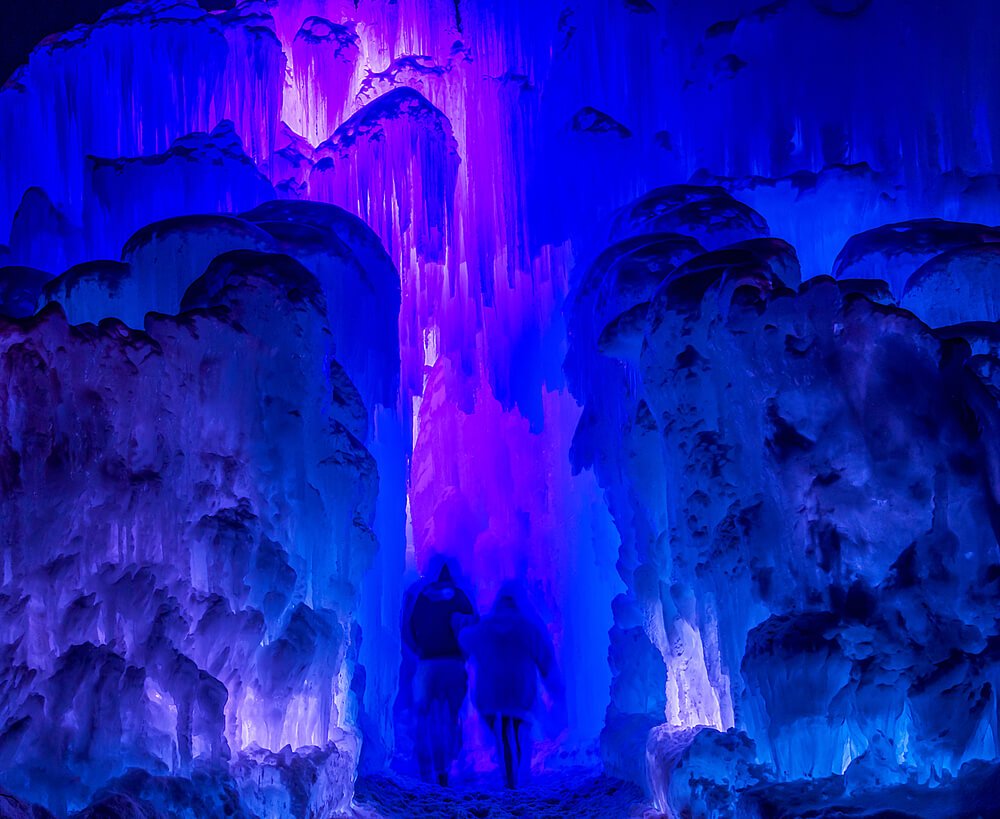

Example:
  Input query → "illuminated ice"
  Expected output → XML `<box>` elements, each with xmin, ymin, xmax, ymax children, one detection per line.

<box><xmin>0</xmin><ymin>0</ymin><xmax>999</xmax><ymax>816</ymax></box>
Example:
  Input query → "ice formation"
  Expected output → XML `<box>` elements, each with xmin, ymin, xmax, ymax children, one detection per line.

<box><xmin>569</xmin><ymin>185</ymin><xmax>1000</xmax><ymax>815</ymax></box>
<box><xmin>0</xmin><ymin>0</ymin><xmax>999</xmax><ymax>816</ymax></box>
<box><xmin>0</xmin><ymin>256</ymin><xmax>373</xmax><ymax>815</ymax></box>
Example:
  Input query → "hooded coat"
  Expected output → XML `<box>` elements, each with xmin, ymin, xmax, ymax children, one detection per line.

<box><xmin>460</xmin><ymin>595</ymin><xmax>555</xmax><ymax>720</ymax></box>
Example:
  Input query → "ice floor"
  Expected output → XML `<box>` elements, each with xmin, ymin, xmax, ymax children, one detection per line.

<box><xmin>351</xmin><ymin>760</ymin><xmax>1000</xmax><ymax>819</ymax></box>
<box><xmin>352</xmin><ymin>770</ymin><xmax>649</xmax><ymax>819</ymax></box>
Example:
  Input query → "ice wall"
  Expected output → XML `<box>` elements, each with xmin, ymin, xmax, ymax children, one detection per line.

<box><xmin>565</xmin><ymin>183</ymin><xmax>1000</xmax><ymax>814</ymax></box>
<box><xmin>564</xmin><ymin>185</ymin><xmax>776</xmax><ymax>783</ymax></box>
<box><xmin>0</xmin><ymin>250</ymin><xmax>375</xmax><ymax>815</ymax></box>
<box><xmin>0</xmin><ymin>1</ymin><xmax>284</xmax><ymax>251</ymax></box>
<box><xmin>39</xmin><ymin>198</ymin><xmax>408</xmax><ymax>777</ymax></box>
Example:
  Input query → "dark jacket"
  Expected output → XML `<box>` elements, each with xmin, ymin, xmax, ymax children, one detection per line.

<box><xmin>409</xmin><ymin>579</ymin><xmax>475</xmax><ymax>660</ymax></box>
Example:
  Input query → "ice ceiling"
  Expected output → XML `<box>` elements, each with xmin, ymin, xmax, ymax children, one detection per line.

<box><xmin>0</xmin><ymin>0</ymin><xmax>999</xmax><ymax>816</ymax></box>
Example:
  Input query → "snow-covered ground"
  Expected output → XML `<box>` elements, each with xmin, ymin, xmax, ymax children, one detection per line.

<box><xmin>353</xmin><ymin>769</ymin><xmax>649</xmax><ymax>819</ymax></box>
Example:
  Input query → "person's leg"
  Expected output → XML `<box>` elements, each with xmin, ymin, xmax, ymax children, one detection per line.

<box><xmin>431</xmin><ymin>698</ymin><xmax>449</xmax><ymax>785</ymax></box>
<box><xmin>412</xmin><ymin>664</ymin><xmax>433</xmax><ymax>782</ymax></box>
<box><xmin>500</xmin><ymin>715</ymin><xmax>517</xmax><ymax>788</ymax></box>
<box><xmin>510</xmin><ymin>717</ymin><xmax>525</xmax><ymax>787</ymax></box>
<box><xmin>441</xmin><ymin>662</ymin><xmax>467</xmax><ymax>785</ymax></box>
<box><xmin>482</xmin><ymin>713</ymin><xmax>505</xmax><ymax>786</ymax></box>
<box><xmin>415</xmin><ymin>713</ymin><xmax>433</xmax><ymax>782</ymax></box>
<box><xmin>418</xmin><ymin>660</ymin><xmax>462</xmax><ymax>786</ymax></box>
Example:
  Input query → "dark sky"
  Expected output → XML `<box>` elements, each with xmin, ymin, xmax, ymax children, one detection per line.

<box><xmin>0</xmin><ymin>1</ymin><xmax>121</xmax><ymax>83</ymax></box>
<box><xmin>0</xmin><ymin>0</ymin><xmax>236</xmax><ymax>84</ymax></box>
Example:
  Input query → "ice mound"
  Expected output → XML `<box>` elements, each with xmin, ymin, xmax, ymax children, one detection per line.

<box><xmin>0</xmin><ymin>242</ymin><xmax>378</xmax><ymax>815</ymax></box>
<box><xmin>566</xmin><ymin>186</ymin><xmax>1000</xmax><ymax>815</ymax></box>
<box><xmin>0</xmin><ymin>266</ymin><xmax>53</xmax><ymax>319</ymax></box>
<box><xmin>902</xmin><ymin>244</ymin><xmax>1000</xmax><ymax>327</ymax></box>
<box><xmin>609</xmin><ymin>185</ymin><xmax>770</xmax><ymax>249</ymax></box>
<box><xmin>7</xmin><ymin>187</ymin><xmax>83</xmax><ymax>274</ymax></box>
<box><xmin>311</xmin><ymin>88</ymin><xmax>459</xmax><ymax>262</ymax></box>
<box><xmin>833</xmin><ymin>218</ymin><xmax>1000</xmax><ymax>297</ymax></box>
<box><xmin>85</xmin><ymin>121</ymin><xmax>276</xmax><ymax>261</ymax></box>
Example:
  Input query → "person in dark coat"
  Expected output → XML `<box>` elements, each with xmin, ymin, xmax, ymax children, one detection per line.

<box><xmin>403</xmin><ymin>562</ymin><xmax>477</xmax><ymax>785</ymax></box>
<box><xmin>459</xmin><ymin>581</ymin><xmax>561</xmax><ymax>789</ymax></box>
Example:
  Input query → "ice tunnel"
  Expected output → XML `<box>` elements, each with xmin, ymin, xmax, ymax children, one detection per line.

<box><xmin>0</xmin><ymin>1</ymin><xmax>999</xmax><ymax>817</ymax></box>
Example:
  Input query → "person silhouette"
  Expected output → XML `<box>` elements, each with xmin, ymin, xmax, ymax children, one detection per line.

<box><xmin>403</xmin><ymin>561</ymin><xmax>477</xmax><ymax>785</ymax></box>
<box><xmin>459</xmin><ymin>581</ymin><xmax>562</xmax><ymax>789</ymax></box>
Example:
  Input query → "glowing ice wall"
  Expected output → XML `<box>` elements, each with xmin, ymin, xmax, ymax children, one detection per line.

<box><xmin>0</xmin><ymin>255</ymin><xmax>375</xmax><ymax>815</ymax></box>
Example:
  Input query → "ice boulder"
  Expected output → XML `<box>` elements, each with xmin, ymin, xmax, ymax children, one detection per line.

<box><xmin>40</xmin><ymin>261</ymin><xmax>132</xmax><ymax>325</ymax></box>
<box><xmin>901</xmin><ymin>244</ymin><xmax>1000</xmax><ymax>327</ymax></box>
<box><xmin>240</xmin><ymin>200</ymin><xmax>401</xmax><ymax>407</ymax></box>
<box><xmin>6</xmin><ymin>187</ymin><xmax>83</xmax><ymax>273</ymax></box>
<box><xmin>310</xmin><ymin>88</ymin><xmax>459</xmax><ymax>262</ymax></box>
<box><xmin>647</xmin><ymin>726</ymin><xmax>769</xmax><ymax>819</ymax></box>
<box><xmin>0</xmin><ymin>266</ymin><xmax>52</xmax><ymax>318</ymax></box>
<box><xmin>609</xmin><ymin>185</ymin><xmax>770</xmax><ymax>249</ymax></box>
<box><xmin>84</xmin><ymin>121</ymin><xmax>275</xmax><ymax>260</ymax></box>
<box><xmin>833</xmin><ymin>218</ymin><xmax>1000</xmax><ymax>297</ymax></box>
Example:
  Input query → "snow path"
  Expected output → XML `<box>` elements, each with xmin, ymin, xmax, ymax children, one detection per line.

<box><xmin>353</xmin><ymin>769</ymin><xmax>651</xmax><ymax>818</ymax></box>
